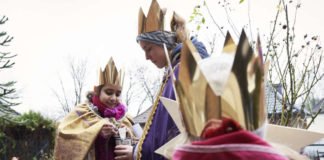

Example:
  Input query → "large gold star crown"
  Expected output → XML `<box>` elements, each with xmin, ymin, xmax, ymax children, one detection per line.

<box><xmin>154</xmin><ymin>30</ymin><xmax>268</xmax><ymax>158</ymax></box>
<box><xmin>98</xmin><ymin>57</ymin><xmax>124</xmax><ymax>88</ymax></box>
<box><xmin>175</xmin><ymin>30</ymin><xmax>267</xmax><ymax>137</ymax></box>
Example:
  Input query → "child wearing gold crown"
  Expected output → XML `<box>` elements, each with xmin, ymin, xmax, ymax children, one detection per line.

<box><xmin>54</xmin><ymin>58</ymin><xmax>135</xmax><ymax>160</ymax></box>
<box><xmin>112</xmin><ymin>0</ymin><xmax>209</xmax><ymax>160</ymax></box>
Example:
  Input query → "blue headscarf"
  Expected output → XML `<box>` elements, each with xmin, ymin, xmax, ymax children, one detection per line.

<box><xmin>136</xmin><ymin>31</ymin><xmax>177</xmax><ymax>49</ymax></box>
<box><xmin>170</xmin><ymin>37</ymin><xmax>209</xmax><ymax>66</ymax></box>
<box><xmin>137</xmin><ymin>31</ymin><xmax>209</xmax><ymax>66</ymax></box>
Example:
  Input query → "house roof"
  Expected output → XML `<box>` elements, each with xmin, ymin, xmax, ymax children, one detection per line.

<box><xmin>133</xmin><ymin>106</ymin><xmax>153</xmax><ymax>124</ymax></box>
<box><xmin>310</xmin><ymin>98</ymin><xmax>324</xmax><ymax>114</ymax></box>
<box><xmin>265</xmin><ymin>82</ymin><xmax>299</xmax><ymax>114</ymax></box>
<box><xmin>266</xmin><ymin>83</ymin><xmax>284</xmax><ymax>113</ymax></box>
<box><xmin>266</xmin><ymin>83</ymin><xmax>324</xmax><ymax>115</ymax></box>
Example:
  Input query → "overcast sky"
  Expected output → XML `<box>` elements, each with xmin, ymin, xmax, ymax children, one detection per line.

<box><xmin>1</xmin><ymin>0</ymin><xmax>323</xmax><ymax>119</ymax></box>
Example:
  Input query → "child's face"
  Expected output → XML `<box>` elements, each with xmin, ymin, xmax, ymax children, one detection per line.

<box><xmin>99</xmin><ymin>84</ymin><xmax>122</xmax><ymax>108</ymax></box>
<box><xmin>139</xmin><ymin>40</ymin><xmax>167</xmax><ymax>68</ymax></box>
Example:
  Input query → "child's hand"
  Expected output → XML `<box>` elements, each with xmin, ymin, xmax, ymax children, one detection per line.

<box><xmin>100</xmin><ymin>121</ymin><xmax>117</xmax><ymax>139</ymax></box>
<box><xmin>114</xmin><ymin>145</ymin><xmax>133</xmax><ymax>160</ymax></box>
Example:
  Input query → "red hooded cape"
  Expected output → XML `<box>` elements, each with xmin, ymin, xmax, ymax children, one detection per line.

<box><xmin>173</xmin><ymin>118</ymin><xmax>288</xmax><ymax>160</ymax></box>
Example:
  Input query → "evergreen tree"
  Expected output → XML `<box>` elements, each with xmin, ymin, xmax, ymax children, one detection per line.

<box><xmin>0</xmin><ymin>15</ymin><xmax>18</xmax><ymax>116</ymax></box>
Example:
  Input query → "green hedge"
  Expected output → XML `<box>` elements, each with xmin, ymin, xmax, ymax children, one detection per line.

<box><xmin>0</xmin><ymin>111</ymin><xmax>56</xmax><ymax>160</ymax></box>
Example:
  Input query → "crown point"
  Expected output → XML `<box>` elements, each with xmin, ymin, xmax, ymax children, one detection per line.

<box><xmin>138</xmin><ymin>0</ymin><xmax>164</xmax><ymax>34</ymax></box>
<box><xmin>138</xmin><ymin>8</ymin><xmax>146</xmax><ymax>35</ymax></box>
<box><xmin>222</xmin><ymin>32</ymin><xmax>236</xmax><ymax>53</ymax></box>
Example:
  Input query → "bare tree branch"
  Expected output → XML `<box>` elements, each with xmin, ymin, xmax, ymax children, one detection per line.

<box><xmin>52</xmin><ymin>56</ymin><xmax>88</xmax><ymax>115</ymax></box>
<box><xmin>124</xmin><ymin>63</ymin><xmax>162</xmax><ymax>116</ymax></box>
<box><xmin>203</xmin><ymin>0</ymin><xmax>225</xmax><ymax>37</ymax></box>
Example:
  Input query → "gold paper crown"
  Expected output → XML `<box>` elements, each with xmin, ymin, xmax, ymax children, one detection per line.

<box><xmin>175</xmin><ymin>30</ymin><xmax>267</xmax><ymax>137</ymax></box>
<box><xmin>138</xmin><ymin>0</ymin><xmax>165</xmax><ymax>34</ymax></box>
<box><xmin>98</xmin><ymin>57</ymin><xmax>124</xmax><ymax>87</ymax></box>
<box><xmin>138</xmin><ymin>0</ymin><xmax>187</xmax><ymax>39</ymax></box>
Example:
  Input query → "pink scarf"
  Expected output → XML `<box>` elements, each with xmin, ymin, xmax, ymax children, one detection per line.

<box><xmin>92</xmin><ymin>95</ymin><xmax>126</xmax><ymax>120</ymax></box>
<box><xmin>91</xmin><ymin>95</ymin><xmax>127</xmax><ymax>160</ymax></box>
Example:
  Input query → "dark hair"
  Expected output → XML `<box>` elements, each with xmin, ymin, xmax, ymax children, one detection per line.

<box><xmin>170</xmin><ymin>12</ymin><xmax>187</xmax><ymax>43</ymax></box>
<box><xmin>86</xmin><ymin>85</ymin><xmax>104</xmax><ymax>102</ymax></box>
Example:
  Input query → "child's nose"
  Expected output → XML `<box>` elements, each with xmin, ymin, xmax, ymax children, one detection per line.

<box><xmin>110</xmin><ymin>94</ymin><xmax>118</xmax><ymax>102</ymax></box>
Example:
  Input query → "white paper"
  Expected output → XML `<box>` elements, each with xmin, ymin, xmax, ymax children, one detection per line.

<box><xmin>155</xmin><ymin>133</ymin><xmax>190</xmax><ymax>159</ymax></box>
<box><xmin>132</xmin><ymin>123</ymin><xmax>143</xmax><ymax>138</ymax></box>
<box><xmin>265</xmin><ymin>123</ymin><xmax>324</xmax><ymax>151</ymax></box>
<box><xmin>118</xmin><ymin>127</ymin><xmax>126</xmax><ymax>140</ymax></box>
<box><xmin>198</xmin><ymin>53</ymin><xmax>235</xmax><ymax>95</ymax></box>
<box><xmin>160</xmin><ymin>97</ymin><xmax>185</xmax><ymax>132</ymax></box>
